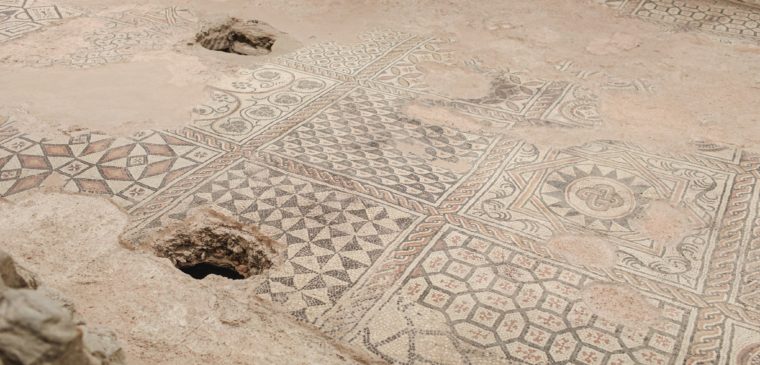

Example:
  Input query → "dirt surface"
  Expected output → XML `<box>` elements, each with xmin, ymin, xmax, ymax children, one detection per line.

<box><xmin>2</xmin><ymin>0</ymin><xmax>760</xmax><ymax>364</ymax></box>
<box><xmin>1</xmin><ymin>0</ymin><xmax>758</xmax><ymax>149</ymax></box>
<box><xmin>0</xmin><ymin>192</ymin><xmax>383</xmax><ymax>365</ymax></box>
<box><xmin>580</xmin><ymin>281</ymin><xmax>664</xmax><ymax>329</ymax></box>
<box><xmin>0</xmin><ymin>59</ymin><xmax>210</xmax><ymax>136</ymax></box>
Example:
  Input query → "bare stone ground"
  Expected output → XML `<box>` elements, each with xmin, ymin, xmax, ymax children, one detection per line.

<box><xmin>1</xmin><ymin>0</ymin><xmax>760</xmax><ymax>364</ymax></box>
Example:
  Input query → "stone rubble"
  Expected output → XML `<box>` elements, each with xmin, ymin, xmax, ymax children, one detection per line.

<box><xmin>0</xmin><ymin>249</ymin><xmax>125</xmax><ymax>365</ymax></box>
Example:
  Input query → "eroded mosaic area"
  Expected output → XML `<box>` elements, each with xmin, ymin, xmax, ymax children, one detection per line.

<box><xmin>0</xmin><ymin>0</ymin><xmax>76</xmax><ymax>43</ymax></box>
<box><xmin>3</xmin><ymin>3</ymin><xmax>760</xmax><ymax>364</ymax></box>
<box><xmin>602</xmin><ymin>0</ymin><xmax>760</xmax><ymax>42</ymax></box>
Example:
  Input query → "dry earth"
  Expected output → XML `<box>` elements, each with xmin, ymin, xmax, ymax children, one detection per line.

<box><xmin>1</xmin><ymin>0</ymin><xmax>760</xmax><ymax>364</ymax></box>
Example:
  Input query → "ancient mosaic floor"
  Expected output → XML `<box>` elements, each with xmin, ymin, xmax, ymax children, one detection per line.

<box><xmin>2</xmin><ymin>1</ymin><xmax>760</xmax><ymax>364</ymax></box>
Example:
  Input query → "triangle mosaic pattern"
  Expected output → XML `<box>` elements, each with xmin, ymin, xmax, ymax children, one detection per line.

<box><xmin>4</xmin><ymin>9</ymin><xmax>760</xmax><ymax>363</ymax></box>
<box><xmin>155</xmin><ymin>161</ymin><xmax>419</xmax><ymax>322</ymax></box>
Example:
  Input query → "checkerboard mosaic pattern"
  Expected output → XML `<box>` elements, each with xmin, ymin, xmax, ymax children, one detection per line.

<box><xmin>4</xmin><ymin>4</ymin><xmax>760</xmax><ymax>364</ymax></box>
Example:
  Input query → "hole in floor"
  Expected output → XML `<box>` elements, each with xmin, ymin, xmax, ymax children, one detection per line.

<box><xmin>196</xmin><ymin>18</ymin><xmax>277</xmax><ymax>55</ymax></box>
<box><xmin>179</xmin><ymin>262</ymin><xmax>244</xmax><ymax>280</ymax></box>
<box><xmin>151</xmin><ymin>207</ymin><xmax>282</xmax><ymax>280</ymax></box>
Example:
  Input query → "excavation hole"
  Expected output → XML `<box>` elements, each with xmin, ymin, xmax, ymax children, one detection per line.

<box><xmin>179</xmin><ymin>262</ymin><xmax>244</xmax><ymax>280</ymax></box>
<box><xmin>151</xmin><ymin>208</ymin><xmax>282</xmax><ymax>281</ymax></box>
<box><xmin>158</xmin><ymin>227</ymin><xmax>275</xmax><ymax>280</ymax></box>
<box><xmin>196</xmin><ymin>18</ymin><xmax>277</xmax><ymax>56</ymax></box>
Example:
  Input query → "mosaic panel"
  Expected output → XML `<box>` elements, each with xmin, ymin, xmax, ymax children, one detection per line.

<box><xmin>0</xmin><ymin>128</ymin><xmax>221</xmax><ymax>209</ymax></box>
<box><xmin>144</xmin><ymin>160</ymin><xmax>421</xmax><ymax>322</ymax></box>
<box><xmin>3</xmin><ymin>16</ymin><xmax>760</xmax><ymax>364</ymax></box>
<box><xmin>349</xmin><ymin>226</ymin><xmax>696</xmax><ymax>365</ymax></box>
<box><xmin>734</xmin><ymin>180</ymin><xmax>760</xmax><ymax>310</ymax></box>
<box><xmin>277</xmin><ymin>29</ymin><xmax>416</xmax><ymax>77</ymax></box>
<box><xmin>262</xmin><ymin>86</ymin><xmax>497</xmax><ymax>205</ymax></box>
<box><xmin>369</xmin><ymin>37</ymin><xmax>602</xmax><ymax>128</ymax></box>
<box><xmin>2</xmin><ymin>6</ymin><xmax>196</xmax><ymax>67</ymax></box>
<box><xmin>190</xmin><ymin>65</ymin><xmax>340</xmax><ymax>144</ymax></box>
<box><xmin>721</xmin><ymin>319</ymin><xmax>760</xmax><ymax>365</ymax></box>
<box><xmin>0</xmin><ymin>0</ymin><xmax>75</xmax><ymax>43</ymax></box>
<box><xmin>462</xmin><ymin>140</ymin><xmax>735</xmax><ymax>291</ymax></box>
<box><xmin>603</xmin><ymin>0</ymin><xmax>760</xmax><ymax>42</ymax></box>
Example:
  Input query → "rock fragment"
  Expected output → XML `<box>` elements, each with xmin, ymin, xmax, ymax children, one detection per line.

<box><xmin>0</xmin><ymin>249</ymin><xmax>126</xmax><ymax>365</ymax></box>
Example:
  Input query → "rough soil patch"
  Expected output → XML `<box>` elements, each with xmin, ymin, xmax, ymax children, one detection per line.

<box><xmin>196</xmin><ymin>18</ymin><xmax>278</xmax><ymax>56</ymax></box>
<box><xmin>0</xmin><ymin>192</ymin><xmax>381</xmax><ymax>365</ymax></box>
<box><xmin>630</xmin><ymin>200</ymin><xmax>695</xmax><ymax>249</ymax></box>
<box><xmin>151</xmin><ymin>206</ymin><xmax>282</xmax><ymax>280</ymax></box>
<box><xmin>547</xmin><ymin>233</ymin><xmax>618</xmax><ymax>269</ymax></box>
<box><xmin>417</xmin><ymin>62</ymin><xmax>492</xmax><ymax>99</ymax></box>
<box><xmin>580</xmin><ymin>282</ymin><xmax>662</xmax><ymax>329</ymax></box>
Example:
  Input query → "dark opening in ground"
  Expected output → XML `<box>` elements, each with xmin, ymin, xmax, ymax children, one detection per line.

<box><xmin>196</xmin><ymin>18</ymin><xmax>277</xmax><ymax>56</ymax></box>
<box><xmin>152</xmin><ymin>207</ymin><xmax>281</xmax><ymax>281</ymax></box>
<box><xmin>158</xmin><ymin>227</ymin><xmax>274</xmax><ymax>280</ymax></box>
<box><xmin>179</xmin><ymin>262</ymin><xmax>244</xmax><ymax>280</ymax></box>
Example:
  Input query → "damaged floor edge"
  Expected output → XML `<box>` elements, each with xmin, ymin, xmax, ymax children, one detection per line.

<box><xmin>1</xmin><ymin>0</ymin><xmax>760</xmax><ymax>364</ymax></box>
<box><xmin>0</xmin><ymin>191</ymin><xmax>387</xmax><ymax>365</ymax></box>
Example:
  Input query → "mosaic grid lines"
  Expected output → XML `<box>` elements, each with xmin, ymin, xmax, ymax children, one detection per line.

<box><xmin>603</xmin><ymin>0</ymin><xmax>760</xmax><ymax>42</ymax></box>
<box><xmin>3</xmin><ymin>6</ymin><xmax>760</xmax><ymax>362</ymax></box>
<box><xmin>351</xmin><ymin>226</ymin><xmax>696</xmax><ymax>365</ymax></box>
<box><xmin>0</xmin><ymin>0</ymin><xmax>71</xmax><ymax>43</ymax></box>
<box><xmin>0</xmin><ymin>128</ymin><xmax>221</xmax><ymax>209</ymax></box>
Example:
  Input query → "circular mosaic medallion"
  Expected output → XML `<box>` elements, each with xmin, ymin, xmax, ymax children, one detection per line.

<box><xmin>268</xmin><ymin>92</ymin><xmax>303</xmax><ymax>106</ymax></box>
<box><xmin>252</xmin><ymin>68</ymin><xmax>286</xmax><ymax>81</ymax></box>
<box><xmin>241</xmin><ymin>104</ymin><xmax>283</xmax><ymax>121</ymax></box>
<box><xmin>290</xmin><ymin>78</ymin><xmax>326</xmax><ymax>93</ymax></box>
<box><xmin>216</xmin><ymin>68</ymin><xmax>294</xmax><ymax>93</ymax></box>
<box><xmin>565</xmin><ymin>176</ymin><xmax>636</xmax><ymax>220</ymax></box>
<box><xmin>559</xmin><ymin>99</ymin><xmax>601</xmax><ymax>127</ymax></box>
<box><xmin>211</xmin><ymin>118</ymin><xmax>253</xmax><ymax>135</ymax></box>
<box><xmin>540</xmin><ymin>163</ymin><xmax>656</xmax><ymax>231</ymax></box>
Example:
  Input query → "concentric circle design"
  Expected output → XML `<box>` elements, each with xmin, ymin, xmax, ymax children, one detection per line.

<box><xmin>268</xmin><ymin>92</ymin><xmax>303</xmax><ymax>106</ymax></box>
<box><xmin>540</xmin><ymin>163</ymin><xmax>655</xmax><ymax>231</ymax></box>
<box><xmin>252</xmin><ymin>68</ymin><xmax>286</xmax><ymax>81</ymax></box>
<box><xmin>216</xmin><ymin>67</ymin><xmax>295</xmax><ymax>93</ymax></box>
<box><xmin>565</xmin><ymin>176</ymin><xmax>636</xmax><ymax>220</ymax></box>
<box><xmin>560</xmin><ymin>99</ymin><xmax>601</xmax><ymax>126</ymax></box>
<box><xmin>211</xmin><ymin>118</ymin><xmax>253</xmax><ymax>135</ymax></box>
<box><xmin>241</xmin><ymin>104</ymin><xmax>283</xmax><ymax>121</ymax></box>
<box><xmin>290</xmin><ymin>78</ymin><xmax>326</xmax><ymax>93</ymax></box>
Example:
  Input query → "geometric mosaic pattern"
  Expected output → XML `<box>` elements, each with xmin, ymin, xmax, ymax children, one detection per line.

<box><xmin>2</xmin><ymin>5</ymin><xmax>195</xmax><ymax>67</ymax></box>
<box><xmin>0</xmin><ymin>134</ymin><xmax>52</xmax><ymax>196</ymax></box>
<box><xmin>191</xmin><ymin>66</ymin><xmax>339</xmax><ymax>144</ymax></box>
<box><xmin>143</xmin><ymin>161</ymin><xmax>420</xmax><ymax>322</ymax></box>
<box><xmin>6</xmin><ymin>4</ymin><xmax>760</xmax><ymax>362</ymax></box>
<box><xmin>602</xmin><ymin>0</ymin><xmax>760</xmax><ymax>43</ymax></box>
<box><xmin>463</xmin><ymin>140</ymin><xmax>736</xmax><ymax>292</ymax></box>
<box><xmin>372</xmin><ymin>39</ymin><xmax>602</xmax><ymax>130</ymax></box>
<box><xmin>735</xmin><ymin>181</ymin><xmax>760</xmax><ymax>311</ymax></box>
<box><xmin>352</xmin><ymin>226</ymin><xmax>696</xmax><ymax>364</ymax></box>
<box><xmin>722</xmin><ymin>319</ymin><xmax>760</xmax><ymax>365</ymax></box>
<box><xmin>0</xmin><ymin>0</ymin><xmax>74</xmax><ymax>43</ymax></box>
<box><xmin>279</xmin><ymin>29</ymin><xmax>415</xmax><ymax>77</ymax></box>
<box><xmin>263</xmin><ymin>86</ymin><xmax>495</xmax><ymax>204</ymax></box>
<box><xmin>63</xmin><ymin>131</ymin><xmax>220</xmax><ymax>207</ymax></box>
<box><xmin>367</xmin><ymin>37</ymin><xmax>602</xmax><ymax>129</ymax></box>
<box><xmin>0</xmin><ymin>128</ymin><xmax>221</xmax><ymax>209</ymax></box>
